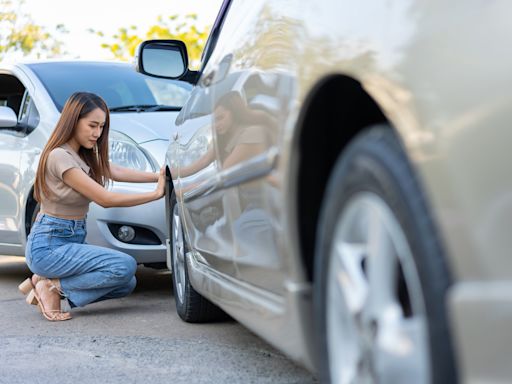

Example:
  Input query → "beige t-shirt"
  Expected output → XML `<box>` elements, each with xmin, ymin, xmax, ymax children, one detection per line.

<box><xmin>220</xmin><ymin>125</ymin><xmax>270</xmax><ymax>163</ymax></box>
<box><xmin>40</xmin><ymin>143</ymin><xmax>92</xmax><ymax>217</ymax></box>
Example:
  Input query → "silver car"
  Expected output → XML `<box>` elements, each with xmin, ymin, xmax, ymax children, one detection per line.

<box><xmin>0</xmin><ymin>60</ymin><xmax>192</xmax><ymax>265</ymax></box>
<box><xmin>136</xmin><ymin>1</ymin><xmax>512</xmax><ymax>382</ymax></box>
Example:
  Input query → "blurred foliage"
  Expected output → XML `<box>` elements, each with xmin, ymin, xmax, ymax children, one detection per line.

<box><xmin>0</xmin><ymin>0</ymin><xmax>67</xmax><ymax>60</ymax></box>
<box><xmin>91</xmin><ymin>14</ymin><xmax>210</xmax><ymax>68</ymax></box>
<box><xmin>233</xmin><ymin>4</ymin><xmax>303</xmax><ymax>71</ymax></box>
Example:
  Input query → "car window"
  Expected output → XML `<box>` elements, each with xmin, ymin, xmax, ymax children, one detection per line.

<box><xmin>18</xmin><ymin>91</ymin><xmax>40</xmax><ymax>133</ymax></box>
<box><xmin>28</xmin><ymin>62</ymin><xmax>193</xmax><ymax>112</ymax></box>
<box><xmin>200</xmin><ymin>0</ymin><xmax>233</xmax><ymax>71</ymax></box>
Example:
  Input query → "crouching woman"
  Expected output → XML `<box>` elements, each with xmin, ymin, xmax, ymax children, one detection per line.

<box><xmin>19</xmin><ymin>91</ymin><xmax>165</xmax><ymax>321</ymax></box>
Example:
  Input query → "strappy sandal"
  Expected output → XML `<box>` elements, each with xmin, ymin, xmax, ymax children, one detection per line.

<box><xmin>18</xmin><ymin>274</ymin><xmax>47</xmax><ymax>296</ymax></box>
<box><xmin>26</xmin><ymin>279</ymin><xmax>72</xmax><ymax>322</ymax></box>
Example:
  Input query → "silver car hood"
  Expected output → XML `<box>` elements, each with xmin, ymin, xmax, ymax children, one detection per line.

<box><xmin>109</xmin><ymin>111</ymin><xmax>179</xmax><ymax>143</ymax></box>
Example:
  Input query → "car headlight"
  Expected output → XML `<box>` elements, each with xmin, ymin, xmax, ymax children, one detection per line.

<box><xmin>109</xmin><ymin>130</ymin><xmax>156</xmax><ymax>172</ymax></box>
<box><xmin>183</xmin><ymin>135</ymin><xmax>209</xmax><ymax>164</ymax></box>
<box><xmin>178</xmin><ymin>123</ymin><xmax>211</xmax><ymax>168</ymax></box>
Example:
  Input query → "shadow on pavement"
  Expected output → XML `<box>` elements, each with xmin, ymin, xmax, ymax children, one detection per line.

<box><xmin>0</xmin><ymin>255</ymin><xmax>174</xmax><ymax>295</ymax></box>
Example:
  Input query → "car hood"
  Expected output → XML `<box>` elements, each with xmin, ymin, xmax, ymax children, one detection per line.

<box><xmin>109</xmin><ymin>111</ymin><xmax>179</xmax><ymax>143</ymax></box>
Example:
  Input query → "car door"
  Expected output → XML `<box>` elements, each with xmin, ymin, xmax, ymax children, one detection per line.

<box><xmin>175</xmin><ymin>0</ymin><xmax>237</xmax><ymax>277</ymax></box>
<box><xmin>0</xmin><ymin>128</ymin><xmax>22</xmax><ymax>244</ymax></box>
<box><xmin>189</xmin><ymin>1</ymin><xmax>296</xmax><ymax>294</ymax></box>
<box><xmin>0</xmin><ymin>72</ymin><xmax>39</xmax><ymax>249</ymax></box>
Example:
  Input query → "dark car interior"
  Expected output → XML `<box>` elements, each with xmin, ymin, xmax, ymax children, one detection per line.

<box><xmin>0</xmin><ymin>74</ymin><xmax>39</xmax><ymax>135</ymax></box>
<box><xmin>0</xmin><ymin>74</ymin><xmax>26</xmax><ymax>116</ymax></box>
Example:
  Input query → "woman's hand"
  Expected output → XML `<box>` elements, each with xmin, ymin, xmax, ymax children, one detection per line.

<box><xmin>155</xmin><ymin>166</ymin><xmax>166</xmax><ymax>199</ymax></box>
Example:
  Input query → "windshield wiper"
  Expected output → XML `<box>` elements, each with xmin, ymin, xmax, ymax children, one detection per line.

<box><xmin>109</xmin><ymin>104</ymin><xmax>181</xmax><ymax>112</ymax></box>
<box><xmin>146</xmin><ymin>105</ymin><xmax>181</xmax><ymax>112</ymax></box>
<box><xmin>109</xmin><ymin>104</ymin><xmax>156</xmax><ymax>112</ymax></box>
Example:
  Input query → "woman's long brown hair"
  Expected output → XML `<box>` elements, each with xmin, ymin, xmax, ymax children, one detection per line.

<box><xmin>34</xmin><ymin>92</ymin><xmax>112</xmax><ymax>202</ymax></box>
<box><xmin>215</xmin><ymin>91</ymin><xmax>276</xmax><ymax>130</ymax></box>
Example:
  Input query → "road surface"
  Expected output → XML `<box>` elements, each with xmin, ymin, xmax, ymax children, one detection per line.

<box><xmin>0</xmin><ymin>256</ymin><xmax>316</xmax><ymax>384</ymax></box>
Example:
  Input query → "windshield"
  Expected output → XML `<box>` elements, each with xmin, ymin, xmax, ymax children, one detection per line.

<box><xmin>28</xmin><ymin>61</ymin><xmax>193</xmax><ymax>112</ymax></box>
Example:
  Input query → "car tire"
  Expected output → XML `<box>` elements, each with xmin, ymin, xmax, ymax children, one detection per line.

<box><xmin>169</xmin><ymin>190</ymin><xmax>226</xmax><ymax>323</ymax></box>
<box><xmin>26</xmin><ymin>201</ymin><xmax>40</xmax><ymax>237</ymax></box>
<box><xmin>313</xmin><ymin>126</ymin><xmax>457</xmax><ymax>383</ymax></box>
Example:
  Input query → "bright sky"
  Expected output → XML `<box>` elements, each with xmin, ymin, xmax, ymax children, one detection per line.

<box><xmin>22</xmin><ymin>0</ymin><xmax>224</xmax><ymax>60</ymax></box>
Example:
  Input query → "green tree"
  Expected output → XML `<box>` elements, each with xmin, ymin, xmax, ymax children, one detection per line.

<box><xmin>91</xmin><ymin>14</ymin><xmax>210</xmax><ymax>68</ymax></box>
<box><xmin>0</xmin><ymin>0</ymin><xmax>67</xmax><ymax>60</ymax></box>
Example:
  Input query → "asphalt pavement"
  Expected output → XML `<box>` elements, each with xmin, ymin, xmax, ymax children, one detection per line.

<box><xmin>0</xmin><ymin>256</ymin><xmax>317</xmax><ymax>384</ymax></box>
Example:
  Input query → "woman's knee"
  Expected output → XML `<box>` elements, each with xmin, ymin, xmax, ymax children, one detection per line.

<box><xmin>126</xmin><ymin>256</ymin><xmax>137</xmax><ymax>276</ymax></box>
<box><xmin>113</xmin><ymin>254</ymin><xmax>137</xmax><ymax>283</ymax></box>
<box><xmin>126</xmin><ymin>275</ymin><xmax>136</xmax><ymax>294</ymax></box>
<box><xmin>114</xmin><ymin>276</ymin><xmax>136</xmax><ymax>298</ymax></box>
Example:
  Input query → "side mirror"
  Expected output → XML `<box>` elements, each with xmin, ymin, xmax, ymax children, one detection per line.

<box><xmin>135</xmin><ymin>40</ymin><xmax>188</xmax><ymax>80</ymax></box>
<box><xmin>0</xmin><ymin>106</ymin><xmax>18</xmax><ymax>128</ymax></box>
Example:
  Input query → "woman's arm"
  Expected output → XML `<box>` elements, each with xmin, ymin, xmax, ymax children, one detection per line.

<box><xmin>110</xmin><ymin>163</ymin><xmax>159</xmax><ymax>183</ymax></box>
<box><xmin>63</xmin><ymin>167</ymin><xmax>165</xmax><ymax>208</ymax></box>
<box><xmin>178</xmin><ymin>146</ymin><xmax>215</xmax><ymax>177</ymax></box>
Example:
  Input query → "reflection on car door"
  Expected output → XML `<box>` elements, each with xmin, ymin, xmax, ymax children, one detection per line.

<box><xmin>173</xmin><ymin>0</ymin><xmax>237</xmax><ymax>278</ymax></box>
<box><xmin>175</xmin><ymin>75</ymin><xmax>237</xmax><ymax>277</ymax></box>
<box><xmin>202</xmin><ymin>3</ymin><xmax>297</xmax><ymax>294</ymax></box>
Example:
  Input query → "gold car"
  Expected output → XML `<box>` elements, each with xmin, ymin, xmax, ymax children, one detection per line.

<box><xmin>135</xmin><ymin>1</ymin><xmax>511</xmax><ymax>382</ymax></box>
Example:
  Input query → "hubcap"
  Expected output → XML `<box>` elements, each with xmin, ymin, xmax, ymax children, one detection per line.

<box><xmin>172</xmin><ymin>203</ymin><xmax>186</xmax><ymax>303</ymax></box>
<box><xmin>327</xmin><ymin>192</ymin><xmax>430</xmax><ymax>384</ymax></box>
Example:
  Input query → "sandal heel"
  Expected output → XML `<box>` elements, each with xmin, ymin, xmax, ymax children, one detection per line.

<box><xmin>18</xmin><ymin>278</ymin><xmax>33</xmax><ymax>295</ymax></box>
<box><xmin>32</xmin><ymin>282</ymin><xmax>72</xmax><ymax>321</ymax></box>
<box><xmin>26</xmin><ymin>289</ymin><xmax>38</xmax><ymax>305</ymax></box>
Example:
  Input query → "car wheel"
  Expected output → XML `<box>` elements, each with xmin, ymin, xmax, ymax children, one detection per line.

<box><xmin>169</xmin><ymin>191</ymin><xmax>226</xmax><ymax>322</ymax></box>
<box><xmin>314</xmin><ymin>126</ymin><xmax>457</xmax><ymax>384</ymax></box>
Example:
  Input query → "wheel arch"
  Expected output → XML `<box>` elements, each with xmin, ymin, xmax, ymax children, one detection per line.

<box><xmin>24</xmin><ymin>185</ymin><xmax>38</xmax><ymax>239</ymax></box>
<box><xmin>292</xmin><ymin>74</ymin><xmax>390</xmax><ymax>282</ymax></box>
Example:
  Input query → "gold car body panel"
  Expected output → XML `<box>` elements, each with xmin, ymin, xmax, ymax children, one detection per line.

<box><xmin>176</xmin><ymin>0</ymin><xmax>512</xmax><ymax>379</ymax></box>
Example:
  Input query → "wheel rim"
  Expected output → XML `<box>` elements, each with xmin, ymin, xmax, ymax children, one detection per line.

<box><xmin>327</xmin><ymin>192</ymin><xmax>430</xmax><ymax>384</ymax></box>
<box><xmin>172</xmin><ymin>203</ymin><xmax>186</xmax><ymax>304</ymax></box>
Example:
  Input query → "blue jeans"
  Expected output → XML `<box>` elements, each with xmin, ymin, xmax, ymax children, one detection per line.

<box><xmin>25</xmin><ymin>213</ymin><xmax>137</xmax><ymax>308</ymax></box>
